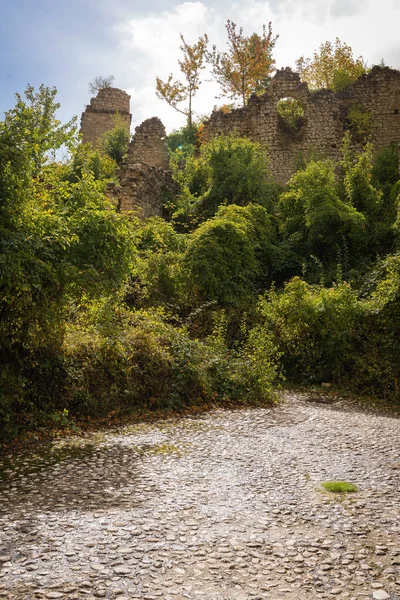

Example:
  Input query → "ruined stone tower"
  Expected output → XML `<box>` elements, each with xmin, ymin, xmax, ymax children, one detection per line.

<box><xmin>80</xmin><ymin>87</ymin><xmax>132</xmax><ymax>146</ymax></box>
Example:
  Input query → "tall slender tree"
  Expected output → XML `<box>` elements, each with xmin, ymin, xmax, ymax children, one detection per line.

<box><xmin>156</xmin><ymin>34</ymin><xmax>208</xmax><ymax>129</ymax></box>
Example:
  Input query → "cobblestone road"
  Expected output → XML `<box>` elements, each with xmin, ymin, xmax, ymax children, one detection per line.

<box><xmin>0</xmin><ymin>392</ymin><xmax>399</xmax><ymax>600</ymax></box>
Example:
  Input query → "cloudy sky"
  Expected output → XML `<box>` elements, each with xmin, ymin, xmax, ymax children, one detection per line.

<box><xmin>1</xmin><ymin>0</ymin><xmax>400</xmax><ymax>133</ymax></box>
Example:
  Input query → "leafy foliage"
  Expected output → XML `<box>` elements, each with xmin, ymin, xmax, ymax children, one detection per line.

<box><xmin>182</xmin><ymin>204</ymin><xmax>279</xmax><ymax>308</ymax></box>
<box><xmin>208</xmin><ymin>20</ymin><xmax>278</xmax><ymax>106</ymax></box>
<box><xmin>156</xmin><ymin>34</ymin><xmax>208</xmax><ymax>129</ymax></box>
<box><xmin>171</xmin><ymin>134</ymin><xmax>277</xmax><ymax>220</ymax></box>
<box><xmin>2</xmin><ymin>71</ymin><xmax>400</xmax><ymax>441</ymax></box>
<box><xmin>100</xmin><ymin>114</ymin><xmax>130</xmax><ymax>165</ymax></box>
<box><xmin>258</xmin><ymin>278</ymin><xmax>360</xmax><ymax>383</ymax></box>
<box><xmin>0</xmin><ymin>86</ymin><xmax>135</xmax><ymax>439</ymax></box>
<box><xmin>296</xmin><ymin>38</ymin><xmax>367</xmax><ymax>91</ymax></box>
<box><xmin>276</xmin><ymin>97</ymin><xmax>306</xmax><ymax>135</ymax></box>
<box><xmin>279</xmin><ymin>158</ymin><xmax>366</xmax><ymax>270</ymax></box>
<box><xmin>345</xmin><ymin>103</ymin><xmax>373</xmax><ymax>139</ymax></box>
<box><xmin>167</xmin><ymin>122</ymin><xmax>199</xmax><ymax>157</ymax></box>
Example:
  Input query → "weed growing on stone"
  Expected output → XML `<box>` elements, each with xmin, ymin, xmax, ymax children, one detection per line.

<box><xmin>322</xmin><ymin>480</ymin><xmax>358</xmax><ymax>493</ymax></box>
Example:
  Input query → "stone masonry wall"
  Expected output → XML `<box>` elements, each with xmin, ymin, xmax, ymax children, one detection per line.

<box><xmin>202</xmin><ymin>66</ymin><xmax>400</xmax><ymax>184</ymax></box>
<box><xmin>127</xmin><ymin>117</ymin><xmax>170</xmax><ymax>170</ymax></box>
<box><xmin>106</xmin><ymin>117</ymin><xmax>174</xmax><ymax>218</ymax></box>
<box><xmin>107</xmin><ymin>165</ymin><xmax>175</xmax><ymax>218</ymax></box>
<box><xmin>80</xmin><ymin>87</ymin><xmax>132</xmax><ymax>146</ymax></box>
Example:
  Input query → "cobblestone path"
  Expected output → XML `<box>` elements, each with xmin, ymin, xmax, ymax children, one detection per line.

<box><xmin>0</xmin><ymin>392</ymin><xmax>399</xmax><ymax>600</ymax></box>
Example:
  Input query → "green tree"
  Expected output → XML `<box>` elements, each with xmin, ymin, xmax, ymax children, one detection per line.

<box><xmin>279</xmin><ymin>159</ymin><xmax>366</xmax><ymax>269</ymax></box>
<box><xmin>0</xmin><ymin>85</ymin><xmax>135</xmax><ymax>437</ymax></box>
<box><xmin>296</xmin><ymin>38</ymin><xmax>367</xmax><ymax>91</ymax></box>
<box><xmin>173</xmin><ymin>134</ymin><xmax>277</xmax><ymax>219</ymax></box>
<box><xmin>156</xmin><ymin>34</ymin><xmax>208</xmax><ymax>129</ymax></box>
<box><xmin>341</xmin><ymin>133</ymin><xmax>384</xmax><ymax>253</ymax></box>
<box><xmin>183</xmin><ymin>204</ymin><xmax>278</xmax><ymax>307</ymax></box>
<box><xmin>100</xmin><ymin>113</ymin><xmax>130</xmax><ymax>165</ymax></box>
<box><xmin>209</xmin><ymin>20</ymin><xmax>278</xmax><ymax>106</ymax></box>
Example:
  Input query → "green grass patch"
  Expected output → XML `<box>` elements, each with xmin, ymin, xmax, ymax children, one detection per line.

<box><xmin>322</xmin><ymin>480</ymin><xmax>358</xmax><ymax>493</ymax></box>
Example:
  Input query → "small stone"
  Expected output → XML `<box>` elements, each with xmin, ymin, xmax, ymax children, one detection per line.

<box><xmin>372</xmin><ymin>591</ymin><xmax>390</xmax><ymax>600</ymax></box>
<box><xmin>114</xmin><ymin>566</ymin><xmax>131</xmax><ymax>575</ymax></box>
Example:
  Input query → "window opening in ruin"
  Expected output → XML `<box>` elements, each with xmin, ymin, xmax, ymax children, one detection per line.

<box><xmin>276</xmin><ymin>97</ymin><xmax>306</xmax><ymax>136</ymax></box>
<box><xmin>395</xmin><ymin>109</ymin><xmax>399</xmax><ymax>115</ymax></box>
<box><xmin>345</xmin><ymin>103</ymin><xmax>373</xmax><ymax>140</ymax></box>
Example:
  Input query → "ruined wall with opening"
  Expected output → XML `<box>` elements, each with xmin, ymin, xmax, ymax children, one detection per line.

<box><xmin>82</xmin><ymin>67</ymin><xmax>400</xmax><ymax>215</ymax></box>
<box><xmin>107</xmin><ymin>117</ymin><xmax>174</xmax><ymax>218</ymax></box>
<box><xmin>202</xmin><ymin>66</ymin><xmax>400</xmax><ymax>184</ymax></box>
<box><xmin>80</xmin><ymin>87</ymin><xmax>132</xmax><ymax>146</ymax></box>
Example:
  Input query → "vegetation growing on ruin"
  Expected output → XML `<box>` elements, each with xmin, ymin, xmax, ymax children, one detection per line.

<box><xmin>276</xmin><ymin>97</ymin><xmax>306</xmax><ymax>135</ymax></box>
<box><xmin>296</xmin><ymin>38</ymin><xmax>367</xmax><ymax>91</ymax></box>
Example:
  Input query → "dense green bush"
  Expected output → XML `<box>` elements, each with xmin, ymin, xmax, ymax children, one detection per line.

<box><xmin>279</xmin><ymin>159</ymin><xmax>366</xmax><ymax>274</ymax></box>
<box><xmin>354</xmin><ymin>253</ymin><xmax>400</xmax><ymax>398</ymax></box>
<box><xmin>0</xmin><ymin>86</ymin><xmax>136</xmax><ymax>440</ymax></box>
<box><xmin>62</xmin><ymin>306</ymin><xmax>278</xmax><ymax>416</ymax></box>
<box><xmin>171</xmin><ymin>134</ymin><xmax>278</xmax><ymax>220</ymax></box>
<box><xmin>100</xmin><ymin>114</ymin><xmax>130</xmax><ymax>165</ymax></box>
<box><xmin>257</xmin><ymin>269</ymin><xmax>399</xmax><ymax>400</ymax></box>
<box><xmin>258</xmin><ymin>278</ymin><xmax>360</xmax><ymax>383</ymax></box>
<box><xmin>182</xmin><ymin>204</ymin><xmax>279</xmax><ymax>308</ymax></box>
<box><xmin>130</xmin><ymin>218</ymin><xmax>187</xmax><ymax>308</ymax></box>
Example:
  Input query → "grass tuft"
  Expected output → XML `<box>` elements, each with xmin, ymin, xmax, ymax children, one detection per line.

<box><xmin>322</xmin><ymin>480</ymin><xmax>358</xmax><ymax>493</ymax></box>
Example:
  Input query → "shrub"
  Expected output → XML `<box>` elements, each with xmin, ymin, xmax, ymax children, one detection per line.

<box><xmin>258</xmin><ymin>278</ymin><xmax>360</xmax><ymax>383</ymax></box>
<box><xmin>172</xmin><ymin>135</ymin><xmax>276</xmax><ymax>219</ymax></box>
<box><xmin>183</xmin><ymin>204</ymin><xmax>279</xmax><ymax>308</ymax></box>
<box><xmin>131</xmin><ymin>218</ymin><xmax>187</xmax><ymax>308</ymax></box>
<box><xmin>353</xmin><ymin>253</ymin><xmax>400</xmax><ymax>399</ymax></box>
<box><xmin>62</xmin><ymin>306</ymin><xmax>279</xmax><ymax>417</ymax></box>
<box><xmin>100</xmin><ymin>114</ymin><xmax>130</xmax><ymax>165</ymax></box>
<box><xmin>257</xmin><ymin>262</ymin><xmax>400</xmax><ymax>400</ymax></box>
<box><xmin>279</xmin><ymin>159</ymin><xmax>367</xmax><ymax>270</ymax></box>
<box><xmin>277</xmin><ymin>97</ymin><xmax>306</xmax><ymax>135</ymax></box>
<box><xmin>345</xmin><ymin>103</ymin><xmax>373</xmax><ymax>139</ymax></box>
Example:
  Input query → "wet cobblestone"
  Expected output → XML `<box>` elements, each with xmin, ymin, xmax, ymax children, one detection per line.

<box><xmin>0</xmin><ymin>392</ymin><xmax>399</xmax><ymax>599</ymax></box>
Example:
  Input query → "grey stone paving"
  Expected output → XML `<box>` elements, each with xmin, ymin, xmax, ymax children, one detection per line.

<box><xmin>0</xmin><ymin>392</ymin><xmax>399</xmax><ymax>600</ymax></box>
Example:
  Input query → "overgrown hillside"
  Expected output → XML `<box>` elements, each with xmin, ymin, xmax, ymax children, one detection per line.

<box><xmin>0</xmin><ymin>86</ymin><xmax>399</xmax><ymax>442</ymax></box>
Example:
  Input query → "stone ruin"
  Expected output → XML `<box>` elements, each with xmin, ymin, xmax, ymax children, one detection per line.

<box><xmin>203</xmin><ymin>66</ymin><xmax>400</xmax><ymax>184</ymax></box>
<box><xmin>107</xmin><ymin>117</ymin><xmax>174</xmax><ymax>218</ymax></box>
<box><xmin>81</xmin><ymin>91</ymin><xmax>173</xmax><ymax>218</ymax></box>
<box><xmin>80</xmin><ymin>66</ymin><xmax>400</xmax><ymax>216</ymax></box>
<box><xmin>80</xmin><ymin>87</ymin><xmax>131</xmax><ymax>147</ymax></box>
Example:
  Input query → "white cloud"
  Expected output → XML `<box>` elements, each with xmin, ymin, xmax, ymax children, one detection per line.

<box><xmin>115</xmin><ymin>2</ymin><xmax>220</xmax><ymax>131</ymax></box>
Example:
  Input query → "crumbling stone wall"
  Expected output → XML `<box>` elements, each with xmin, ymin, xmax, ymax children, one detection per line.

<box><xmin>127</xmin><ymin>117</ymin><xmax>169</xmax><ymax>170</ymax></box>
<box><xmin>107</xmin><ymin>165</ymin><xmax>174</xmax><ymax>218</ymax></box>
<box><xmin>80</xmin><ymin>87</ymin><xmax>132</xmax><ymax>146</ymax></box>
<box><xmin>202</xmin><ymin>66</ymin><xmax>400</xmax><ymax>184</ymax></box>
<box><xmin>107</xmin><ymin>117</ymin><xmax>174</xmax><ymax>218</ymax></box>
